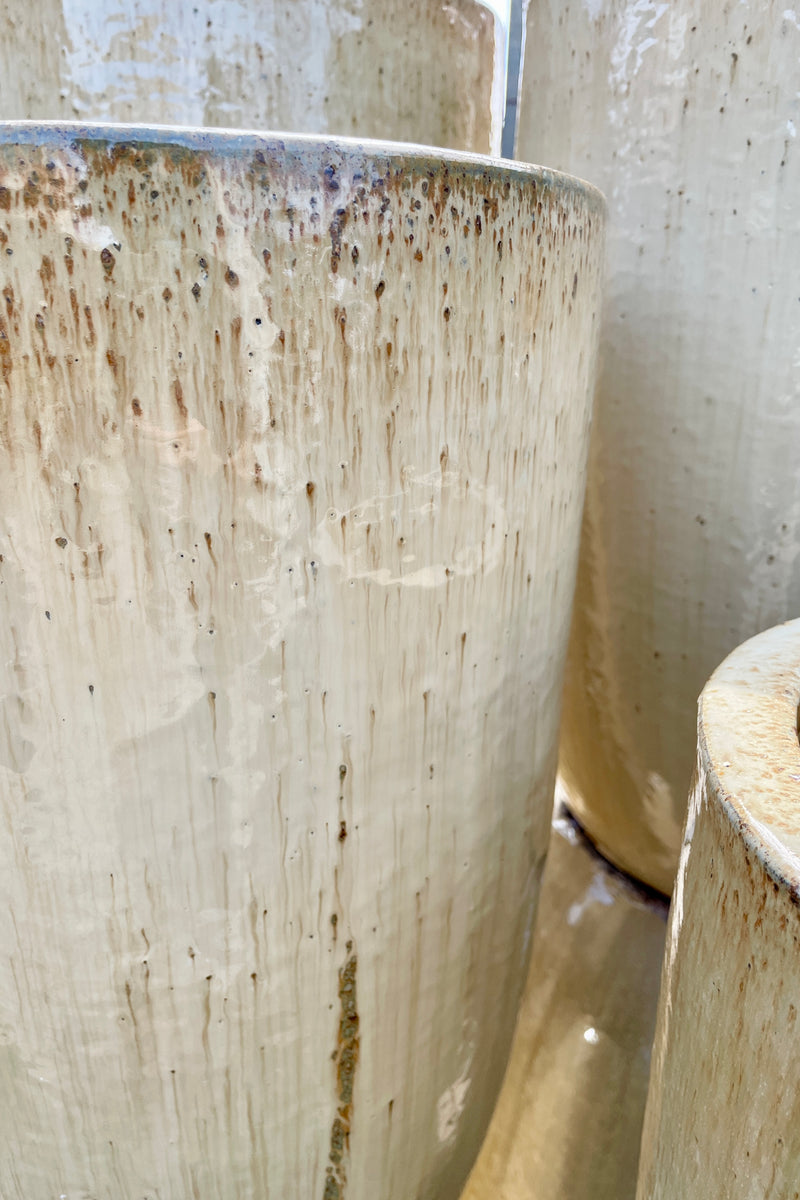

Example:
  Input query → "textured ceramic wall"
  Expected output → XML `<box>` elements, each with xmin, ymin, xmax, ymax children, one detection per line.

<box><xmin>0</xmin><ymin>125</ymin><xmax>604</xmax><ymax>1200</ymax></box>
<box><xmin>0</xmin><ymin>0</ymin><xmax>503</xmax><ymax>154</ymax></box>
<box><xmin>518</xmin><ymin>0</ymin><xmax>800</xmax><ymax>893</ymax></box>
<box><xmin>637</xmin><ymin>619</ymin><xmax>800</xmax><ymax>1198</ymax></box>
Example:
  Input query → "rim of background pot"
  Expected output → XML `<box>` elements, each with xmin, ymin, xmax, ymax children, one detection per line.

<box><xmin>698</xmin><ymin>618</ymin><xmax>800</xmax><ymax>900</ymax></box>
<box><xmin>0</xmin><ymin>121</ymin><xmax>607</xmax><ymax>214</ymax></box>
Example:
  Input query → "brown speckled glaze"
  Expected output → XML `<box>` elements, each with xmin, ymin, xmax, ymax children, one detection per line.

<box><xmin>0</xmin><ymin>126</ymin><xmax>604</xmax><ymax>1200</ymax></box>
<box><xmin>638</xmin><ymin>619</ymin><xmax>800</xmax><ymax>1198</ymax></box>
<box><xmin>519</xmin><ymin>0</ymin><xmax>800</xmax><ymax>894</ymax></box>
<box><xmin>0</xmin><ymin>0</ymin><xmax>503</xmax><ymax>153</ymax></box>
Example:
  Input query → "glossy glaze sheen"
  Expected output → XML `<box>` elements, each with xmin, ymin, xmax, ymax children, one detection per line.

<box><xmin>0</xmin><ymin>0</ymin><xmax>503</xmax><ymax>154</ymax></box>
<box><xmin>637</xmin><ymin>620</ymin><xmax>800</xmax><ymax>1198</ymax></box>
<box><xmin>518</xmin><ymin>0</ymin><xmax>800</xmax><ymax>893</ymax></box>
<box><xmin>0</xmin><ymin>126</ymin><xmax>604</xmax><ymax>1200</ymax></box>
<box><xmin>463</xmin><ymin>806</ymin><xmax>667</xmax><ymax>1200</ymax></box>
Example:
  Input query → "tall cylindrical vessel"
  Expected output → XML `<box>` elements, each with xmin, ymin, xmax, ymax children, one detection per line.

<box><xmin>0</xmin><ymin>126</ymin><xmax>604</xmax><ymax>1200</ymax></box>
<box><xmin>0</xmin><ymin>0</ymin><xmax>504</xmax><ymax>153</ymax></box>
<box><xmin>638</xmin><ymin>619</ymin><xmax>800</xmax><ymax>1198</ymax></box>
<box><xmin>519</xmin><ymin>0</ymin><xmax>800</xmax><ymax>894</ymax></box>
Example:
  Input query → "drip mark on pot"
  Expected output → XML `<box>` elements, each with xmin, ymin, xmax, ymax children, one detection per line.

<box><xmin>323</xmin><ymin>948</ymin><xmax>359</xmax><ymax>1198</ymax></box>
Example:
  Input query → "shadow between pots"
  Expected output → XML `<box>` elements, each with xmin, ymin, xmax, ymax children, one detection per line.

<box><xmin>462</xmin><ymin>805</ymin><xmax>668</xmax><ymax>1200</ymax></box>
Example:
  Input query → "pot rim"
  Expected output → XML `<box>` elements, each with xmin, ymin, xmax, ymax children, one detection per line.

<box><xmin>0</xmin><ymin>120</ymin><xmax>607</xmax><ymax>214</ymax></box>
<box><xmin>697</xmin><ymin>618</ymin><xmax>800</xmax><ymax>899</ymax></box>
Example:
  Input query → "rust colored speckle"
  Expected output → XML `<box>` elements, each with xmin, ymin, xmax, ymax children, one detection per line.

<box><xmin>323</xmin><ymin>951</ymin><xmax>359</xmax><ymax>1197</ymax></box>
<box><xmin>39</xmin><ymin>255</ymin><xmax>55</xmax><ymax>284</ymax></box>
<box><xmin>23</xmin><ymin>177</ymin><xmax>40</xmax><ymax>208</ymax></box>
<box><xmin>336</xmin><ymin>954</ymin><xmax>359</xmax><ymax>1103</ymax></box>
<box><xmin>329</xmin><ymin>208</ymin><xmax>348</xmax><ymax>274</ymax></box>
<box><xmin>174</xmin><ymin>379</ymin><xmax>188</xmax><ymax>420</ymax></box>
<box><xmin>324</xmin><ymin>1173</ymin><xmax>340</xmax><ymax>1200</ymax></box>
<box><xmin>0</xmin><ymin>326</ymin><xmax>10</xmax><ymax>383</ymax></box>
<box><xmin>131</xmin><ymin>398</ymin><xmax>142</xmax><ymax>417</ymax></box>
<box><xmin>100</xmin><ymin>247</ymin><xmax>115</xmax><ymax>276</ymax></box>
<box><xmin>55</xmin><ymin>537</ymin><xmax>68</xmax><ymax>549</ymax></box>
<box><xmin>225</xmin><ymin>267</ymin><xmax>239</xmax><ymax>288</ymax></box>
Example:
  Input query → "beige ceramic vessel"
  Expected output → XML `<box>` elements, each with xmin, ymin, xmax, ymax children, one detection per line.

<box><xmin>637</xmin><ymin>618</ymin><xmax>800</xmax><ymax>1197</ymax></box>
<box><xmin>519</xmin><ymin>0</ymin><xmax>800</xmax><ymax>894</ymax></box>
<box><xmin>0</xmin><ymin>124</ymin><xmax>604</xmax><ymax>1200</ymax></box>
<box><xmin>1</xmin><ymin>0</ymin><xmax>503</xmax><ymax>154</ymax></box>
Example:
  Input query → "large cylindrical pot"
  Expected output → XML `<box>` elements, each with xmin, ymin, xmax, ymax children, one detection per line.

<box><xmin>0</xmin><ymin>125</ymin><xmax>604</xmax><ymax>1199</ymax></box>
<box><xmin>518</xmin><ymin>0</ymin><xmax>800</xmax><ymax>893</ymax></box>
<box><xmin>1</xmin><ymin>0</ymin><xmax>504</xmax><ymax>153</ymax></box>
<box><xmin>637</xmin><ymin>619</ymin><xmax>800</xmax><ymax>1198</ymax></box>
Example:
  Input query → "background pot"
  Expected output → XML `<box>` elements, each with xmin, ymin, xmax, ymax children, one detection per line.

<box><xmin>0</xmin><ymin>125</ymin><xmax>604</xmax><ymax>1200</ymax></box>
<box><xmin>518</xmin><ymin>0</ymin><xmax>800</xmax><ymax>894</ymax></box>
<box><xmin>463</xmin><ymin>805</ymin><xmax>667</xmax><ymax>1200</ymax></box>
<box><xmin>0</xmin><ymin>0</ymin><xmax>504</xmax><ymax>153</ymax></box>
<box><xmin>637</xmin><ymin>618</ymin><xmax>800</xmax><ymax>1198</ymax></box>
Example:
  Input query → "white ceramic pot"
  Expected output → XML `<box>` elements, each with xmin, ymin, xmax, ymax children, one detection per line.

<box><xmin>0</xmin><ymin>124</ymin><xmax>604</xmax><ymax>1200</ymax></box>
<box><xmin>637</xmin><ymin>619</ymin><xmax>800</xmax><ymax>1198</ymax></box>
<box><xmin>0</xmin><ymin>0</ymin><xmax>504</xmax><ymax>154</ymax></box>
<box><xmin>518</xmin><ymin>0</ymin><xmax>800</xmax><ymax>894</ymax></box>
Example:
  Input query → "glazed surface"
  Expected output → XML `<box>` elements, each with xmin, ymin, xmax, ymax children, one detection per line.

<box><xmin>0</xmin><ymin>0</ymin><xmax>503</xmax><ymax>153</ymax></box>
<box><xmin>638</xmin><ymin>620</ymin><xmax>800</xmax><ymax>1197</ymax></box>
<box><xmin>519</xmin><ymin>0</ymin><xmax>800</xmax><ymax>893</ymax></box>
<box><xmin>0</xmin><ymin>127</ymin><xmax>604</xmax><ymax>1199</ymax></box>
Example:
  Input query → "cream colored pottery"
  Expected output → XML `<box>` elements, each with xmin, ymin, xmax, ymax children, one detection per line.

<box><xmin>518</xmin><ymin>0</ymin><xmax>800</xmax><ymax>894</ymax></box>
<box><xmin>636</xmin><ymin>619</ymin><xmax>800</xmax><ymax>1198</ymax></box>
<box><xmin>0</xmin><ymin>0</ymin><xmax>503</xmax><ymax>154</ymax></box>
<box><xmin>0</xmin><ymin>124</ymin><xmax>604</xmax><ymax>1200</ymax></box>
<box><xmin>463</xmin><ymin>804</ymin><xmax>667</xmax><ymax>1200</ymax></box>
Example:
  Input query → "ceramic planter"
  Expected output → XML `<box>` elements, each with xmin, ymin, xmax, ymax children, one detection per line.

<box><xmin>518</xmin><ymin>0</ymin><xmax>800</xmax><ymax>893</ymax></box>
<box><xmin>0</xmin><ymin>125</ymin><xmax>604</xmax><ymax>1200</ymax></box>
<box><xmin>0</xmin><ymin>0</ymin><xmax>503</xmax><ymax>154</ymax></box>
<box><xmin>637</xmin><ymin>619</ymin><xmax>800</xmax><ymax>1198</ymax></box>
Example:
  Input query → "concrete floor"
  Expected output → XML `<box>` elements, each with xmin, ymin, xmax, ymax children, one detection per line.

<box><xmin>463</xmin><ymin>806</ymin><xmax>669</xmax><ymax>1200</ymax></box>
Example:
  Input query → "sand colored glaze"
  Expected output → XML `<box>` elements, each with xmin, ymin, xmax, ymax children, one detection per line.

<box><xmin>637</xmin><ymin>619</ymin><xmax>800</xmax><ymax>1198</ymax></box>
<box><xmin>518</xmin><ymin>0</ymin><xmax>800</xmax><ymax>893</ymax></box>
<box><xmin>463</xmin><ymin>807</ymin><xmax>667</xmax><ymax>1200</ymax></box>
<box><xmin>0</xmin><ymin>0</ymin><xmax>503</xmax><ymax>154</ymax></box>
<box><xmin>0</xmin><ymin>126</ymin><xmax>604</xmax><ymax>1200</ymax></box>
